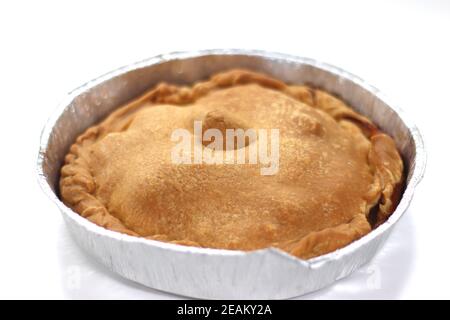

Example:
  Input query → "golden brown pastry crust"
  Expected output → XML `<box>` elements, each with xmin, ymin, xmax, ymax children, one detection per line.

<box><xmin>59</xmin><ymin>69</ymin><xmax>404</xmax><ymax>259</ymax></box>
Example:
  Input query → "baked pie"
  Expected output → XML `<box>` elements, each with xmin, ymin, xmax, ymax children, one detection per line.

<box><xmin>60</xmin><ymin>70</ymin><xmax>404</xmax><ymax>259</ymax></box>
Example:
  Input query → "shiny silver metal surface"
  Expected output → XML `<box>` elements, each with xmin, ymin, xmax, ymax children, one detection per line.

<box><xmin>37</xmin><ymin>50</ymin><xmax>426</xmax><ymax>299</ymax></box>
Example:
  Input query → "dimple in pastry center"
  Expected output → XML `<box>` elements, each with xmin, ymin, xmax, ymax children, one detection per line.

<box><xmin>173</xmin><ymin>118</ymin><xmax>280</xmax><ymax>176</ymax></box>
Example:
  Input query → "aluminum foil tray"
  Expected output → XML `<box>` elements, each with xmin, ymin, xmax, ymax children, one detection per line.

<box><xmin>37</xmin><ymin>49</ymin><xmax>426</xmax><ymax>299</ymax></box>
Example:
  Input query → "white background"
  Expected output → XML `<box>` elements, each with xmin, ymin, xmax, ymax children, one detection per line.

<box><xmin>0</xmin><ymin>0</ymin><xmax>448</xmax><ymax>299</ymax></box>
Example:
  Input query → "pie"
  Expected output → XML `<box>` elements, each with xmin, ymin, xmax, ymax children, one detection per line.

<box><xmin>59</xmin><ymin>69</ymin><xmax>404</xmax><ymax>259</ymax></box>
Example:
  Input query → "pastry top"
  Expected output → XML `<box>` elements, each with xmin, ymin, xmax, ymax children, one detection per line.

<box><xmin>60</xmin><ymin>69</ymin><xmax>403</xmax><ymax>259</ymax></box>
